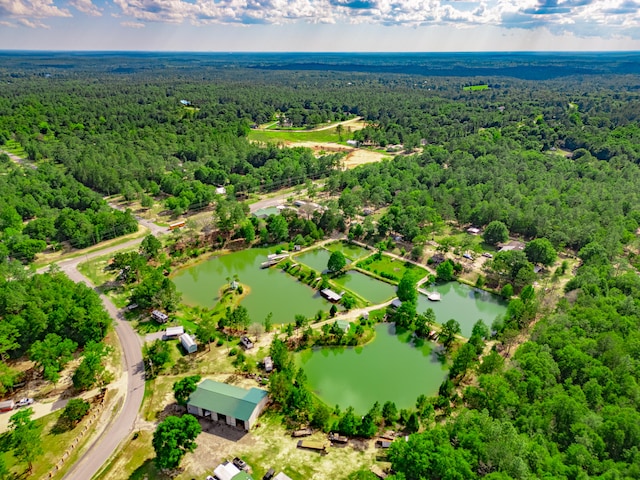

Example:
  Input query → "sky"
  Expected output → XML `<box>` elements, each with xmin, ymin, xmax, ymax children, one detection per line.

<box><xmin>1</xmin><ymin>0</ymin><xmax>640</xmax><ymax>51</ymax></box>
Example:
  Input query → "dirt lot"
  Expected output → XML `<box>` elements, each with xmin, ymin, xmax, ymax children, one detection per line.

<box><xmin>286</xmin><ymin>141</ymin><xmax>391</xmax><ymax>170</ymax></box>
<box><xmin>181</xmin><ymin>412</ymin><xmax>381</xmax><ymax>480</ymax></box>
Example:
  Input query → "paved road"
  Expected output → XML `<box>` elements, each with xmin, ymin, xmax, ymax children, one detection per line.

<box><xmin>50</xmin><ymin>257</ymin><xmax>146</xmax><ymax>480</ymax></box>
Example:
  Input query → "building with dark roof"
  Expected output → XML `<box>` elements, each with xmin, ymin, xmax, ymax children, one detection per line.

<box><xmin>187</xmin><ymin>379</ymin><xmax>269</xmax><ymax>431</ymax></box>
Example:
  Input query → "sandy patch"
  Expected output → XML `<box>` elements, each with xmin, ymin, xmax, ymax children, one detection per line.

<box><xmin>343</xmin><ymin>149</ymin><xmax>391</xmax><ymax>170</ymax></box>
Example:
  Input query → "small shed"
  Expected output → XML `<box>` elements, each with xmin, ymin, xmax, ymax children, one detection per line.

<box><xmin>214</xmin><ymin>461</ymin><xmax>241</xmax><ymax>480</ymax></box>
<box><xmin>263</xmin><ymin>356</ymin><xmax>273</xmax><ymax>373</ymax></box>
<box><xmin>216</xmin><ymin>186</ymin><xmax>227</xmax><ymax>195</ymax></box>
<box><xmin>274</xmin><ymin>473</ymin><xmax>293</xmax><ymax>480</ymax></box>
<box><xmin>467</xmin><ymin>227</ymin><xmax>481</xmax><ymax>235</ymax></box>
<box><xmin>391</xmin><ymin>299</ymin><xmax>402</xmax><ymax>309</ymax></box>
<box><xmin>320</xmin><ymin>289</ymin><xmax>343</xmax><ymax>302</ymax></box>
<box><xmin>336</xmin><ymin>320</ymin><xmax>351</xmax><ymax>333</ymax></box>
<box><xmin>240</xmin><ymin>336</ymin><xmax>254</xmax><ymax>350</ymax></box>
<box><xmin>165</xmin><ymin>326</ymin><xmax>184</xmax><ymax>338</ymax></box>
<box><xmin>151</xmin><ymin>310</ymin><xmax>169</xmax><ymax>323</ymax></box>
<box><xmin>180</xmin><ymin>334</ymin><xmax>197</xmax><ymax>354</ymax></box>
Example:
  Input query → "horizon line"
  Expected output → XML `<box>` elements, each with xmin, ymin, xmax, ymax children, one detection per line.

<box><xmin>1</xmin><ymin>49</ymin><xmax>640</xmax><ymax>54</ymax></box>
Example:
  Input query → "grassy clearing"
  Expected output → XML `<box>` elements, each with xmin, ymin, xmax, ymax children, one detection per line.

<box><xmin>356</xmin><ymin>254</ymin><xmax>425</xmax><ymax>283</ymax></box>
<box><xmin>3</xmin><ymin>139</ymin><xmax>27</xmax><ymax>157</ymax></box>
<box><xmin>94</xmin><ymin>430</ymin><xmax>157</xmax><ymax>480</ymax></box>
<box><xmin>325</xmin><ymin>240</ymin><xmax>372</xmax><ymax>261</ymax></box>
<box><xmin>248</xmin><ymin>128</ymin><xmax>346</xmax><ymax>144</ymax></box>
<box><xmin>33</xmin><ymin>225</ymin><xmax>148</xmax><ymax>268</ymax></box>
<box><xmin>77</xmin><ymin>249</ymin><xmax>131</xmax><ymax>287</ymax></box>
<box><xmin>1</xmin><ymin>407</ymin><xmax>98</xmax><ymax>480</ymax></box>
<box><xmin>463</xmin><ymin>84</ymin><xmax>489</xmax><ymax>91</ymax></box>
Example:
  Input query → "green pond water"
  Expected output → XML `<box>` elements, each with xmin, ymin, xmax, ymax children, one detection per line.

<box><xmin>326</xmin><ymin>242</ymin><xmax>371</xmax><ymax>260</ymax></box>
<box><xmin>417</xmin><ymin>282</ymin><xmax>507</xmax><ymax>337</ymax></box>
<box><xmin>297</xmin><ymin>323</ymin><xmax>448</xmax><ymax>414</ymax></box>
<box><xmin>172</xmin><ymin>248</ymin><xmax>330</xmax><ymax>324</ymax></box>
<box><xmin>294</xmin><ymin>248</ymin><xmax>336</xmax><ymax>273</ymax></box>
<box><xmin>332</xmin><ymin>271</ymin><xmax>396</xmax><ymax>304</ymax></box>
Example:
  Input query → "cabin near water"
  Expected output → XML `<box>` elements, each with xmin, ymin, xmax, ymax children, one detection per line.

<box><xmin>320</xmin><ymin>288</ymin><xmax>343</xmax><ymax>302</ymax></box>
<box><xmin>187</xmin><ymin>379</ymin><xmax>269</xmax><ymax>431</ymax></box>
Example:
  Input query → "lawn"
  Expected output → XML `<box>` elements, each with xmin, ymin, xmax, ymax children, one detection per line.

<box><xmin>94</xmin><ymin>430</ymin><xmax>158</xmax><ymax>480</ymax></box>
<box><xmin>248</xmin><ymin>128</ymin><xmax>346</xmax><ymax>144</ymax></box>
<box><xmin>1</xmin><ymin>405</ymin><xmax>102</xmax><ymax>480</ymax></box>
<box><xmin>356</xmin><ymin>254</ymin><xmax>427</xmax><ymax>283</ymax></box>
<box><xmin>325</xmin><ymin>241</ymin><xmax>371</xmax><ymax>261</ymax></box>
<box><xmin>463</xmin><ymin>84</ymin><xmax>489</xmax><ymax>91</ymax></box>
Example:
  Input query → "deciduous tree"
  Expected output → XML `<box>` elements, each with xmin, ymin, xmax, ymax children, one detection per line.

<box><xmin>152</xmin><ymin>415</ymin><xmax>201</xmax><ymax>469</ymax></box>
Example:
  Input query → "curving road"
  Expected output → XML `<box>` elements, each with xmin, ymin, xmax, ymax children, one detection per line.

<box><xmin>60</xmin><ymin>261</ymin><xmax>146</xmax><ymax>480</ymax></box>
<box><xmin>40</xmin><ymin>232</ymin><xmax>165</xmax><ymax>479</ymax></box>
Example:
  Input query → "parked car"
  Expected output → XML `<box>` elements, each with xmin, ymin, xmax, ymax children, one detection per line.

<box><xmin>15</xmin><ymin>398</ymin><xmax>34</xmax><ymax>408</ymax></box>
<box><xmin>463</xmin><ymin>253</ymin><xmax>474</xmax><ymax>260</ymax></box>
<box><xmin>482</xmin><ymin>252</ymin><xmax>493</xmax><ymax>258</ymax></box>
<box><xmin>205</xmin><ymin>476</ymin><xmax>215</xmax><ymax>480</ymax></box>
<box><xmin>233</xmin><ymin>457</ymin><xmax>248</xmax><ymax>471</ymax></box>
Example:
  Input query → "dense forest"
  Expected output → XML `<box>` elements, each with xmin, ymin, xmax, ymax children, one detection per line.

<box><xmin>1</xmin><ymin>53</ymin><xmax>640</xmax><ymax>479</ymax></box>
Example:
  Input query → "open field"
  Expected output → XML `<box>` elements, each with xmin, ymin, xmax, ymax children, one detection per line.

<box><xmin>1</xmin><ymin>406</ymin><xmax>101</xmax><ymax>480</ymax></box>
<box><xmin>33</xmin><ymin>225</ymin><xmax>149</xmax><ymax>268</ymax></box>
<box><xmin>463</xmin><ymin>84</ymin><xmax>489</xmax><ymax>91</ymax></box>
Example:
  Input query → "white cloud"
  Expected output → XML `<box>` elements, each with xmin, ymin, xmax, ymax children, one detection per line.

<box><xmin>1</xmin><ymin>0</ymin><xmax>639</xmax><ymax>38</ymax></box>
<box><xmin>121</xmin><ymin>19</ymin><xmax>145</xmax><ymax>26</ymax></box>
<box><xmin>68</xmin><ymin>0</ymin><xmax>102</xmax><ymax>16</ymax></box>
<box><xmin>0</xmin><ymin>0</ymin><xmax>70</xmax><ymax>28</ymax></box>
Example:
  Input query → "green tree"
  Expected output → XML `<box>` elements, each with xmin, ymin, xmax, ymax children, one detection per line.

<box><xmin>524</xmin><ymin>238</ymin><xmax>557</xmax><ymax>266</ymax></box>
<box><xmin>483</xmin><ymin>221</ymin><xmax>509</xmax><ymax>246</ymax></box>
<box><xmin>144</xmin><ymin>340</ymin><xmax>171</xmax><ymax>378</ymax></box>
<box><xmin>9</xmin><ymin>408</ymin><xmax>43</xmax><ymax>474</ymax></box>
<box><xmin>152</xmin><ymin>414</ymin><xmax>201</xmax><ymax>469</ymax></box>
<box><xmin>382</xmin><ymin>401</ymin><xmax>398</xmax><ymax>425</ymax></box>
<box><xmin>436</xmin><ymin>259</ymin><xmax>454</xmax><ymax>282</ymax></box>
<box><xmin>195</xmin><ymin>316</ymin><xmax>217</xmax><ymax>352</ymax></box>
<box><xmin>29</xmin><ymin>333</ymin><xmax>77</xmax><ymax>383</ymax></box>
<box><xmin>449</xmin><ymin>342</ymin><xmax>477</xmax><ymax>380</ymax></box>
<box><xmin>173</xmin><ymin>375</ymin><xmax>202</xmax><ymax>406</ymax></box>
<box><xmin>337</xmin><ymin>406</ymin><xmax>359</xmax><ymax>437</ymax></box>
<box><xmin>263</xmin><ymin>312</ymin><xmax>273</xmax><ymax>333</ymax></box>
<box><xmin>140</xmin><ymin>234</ymin><xmax>162</xmax><ymax>259</ymax></box>
<box><xmin>501</xmin><ymin>283</ymin><xmax>514</xmax><ymax>299</ymax></box>
<box><xmin>240</xmin><ymin>220</ymin><xmax>256</xmax><ymax>244</ymax></box>
<box><xmin>440</xmin><ymin>319</ymin><xmax>461</xmax><ymax>350</ymax></box>
<box><xmin>268</xmin><ymin>215</ymin><xmax>289</xmax><ymax>242</ymax></box>
<box><xmin>327</xmin><ymin>250</ymin><xmax>347</xmax><ymax>273</ymax></box>
<box><xmin>60</xmin><ymin>398</ymin><xmax>91</xmax><ymax>429</ymax></box>
<box><xmin>406</xmin><ymin>412</ymin><xmax>420</xmax><ymax>433</ymax></box>
<box><xmin>397</xmin><ymin>270</ymin><xmax>418</xmax><ymax>303</ymax></box>
<box><xmin>341</xmin><ymin>293</ymin><xmax>356</xmax><ymax>310</ymax></box>
<box><xmin>72</xmin><ymin>341</ymin><xmax>111</xmax><ymax>391</ymax></box>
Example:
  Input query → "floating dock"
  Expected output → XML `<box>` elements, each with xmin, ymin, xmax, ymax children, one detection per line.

<box><xmin>418</xmin><ymin>288</ymin><xmax>441</xmax><ymax>301</ymax></box>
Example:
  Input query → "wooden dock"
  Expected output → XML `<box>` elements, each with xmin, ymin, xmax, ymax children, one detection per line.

<box><xmin>418</xmin><ymin>288</ymin><xmax>441</xmax><ymax>301</ymax></box>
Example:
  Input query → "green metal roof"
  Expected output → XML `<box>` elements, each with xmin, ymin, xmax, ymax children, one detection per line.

<box><xmin>232</xmin><ymin>472</ymin><xmax>254</xmax><ymax>480</ymax></box>
<box><xmin>336</xmin><ymin>320</ymin><xmax>351</xmax><ymax>331</ymax></box>
<box><xmin>187</xmin><ymin>379</ymin><xmax>268</xmax><ymax>421</ymax></box>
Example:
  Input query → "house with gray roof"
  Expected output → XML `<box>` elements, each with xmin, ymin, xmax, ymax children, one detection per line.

<box><xmin>187</xmin><ymin>379</ymin><xmax>269</xmax><ymax>431</ymax></box>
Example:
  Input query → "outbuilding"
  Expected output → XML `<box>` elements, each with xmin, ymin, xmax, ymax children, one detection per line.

<box><xmin>165</xmin><ymin>326</ymin><xmax>184</xmax><ymax>338</ymax></box>
<box><xmin>187</xmin><ymin>379</ymin><xmax>269</xmax><ymax>431</ymax></box>
<box><xmin>240</xmin><ymin>336</ymin><xmax>254</xmax><ymax>350</ymax></box>
<box><xmin>179</xmin><ymin>333</ymin><xmax>197</xmax><ymax>354</ymax></box>
<box><xmin>151</xmin><ymin>310</ymin><xmax>169</xmax><ymax>323</ymax></box>
<box><xmin>320</xmin><ymin>288</ymin><xmax>343</xmax><ymax>302</ymax></box>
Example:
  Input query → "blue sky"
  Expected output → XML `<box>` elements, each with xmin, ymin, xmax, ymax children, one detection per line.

<box><xmin>1</xmin><ymin>0</ymin><xmax>640</xmax><ymax>51</ymax></box>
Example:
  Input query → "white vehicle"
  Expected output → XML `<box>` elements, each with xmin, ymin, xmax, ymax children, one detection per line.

<box><xmin>15</xmin><ymin>398</ymin><xmax>34</xmax><ymax>407</ymax></box>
